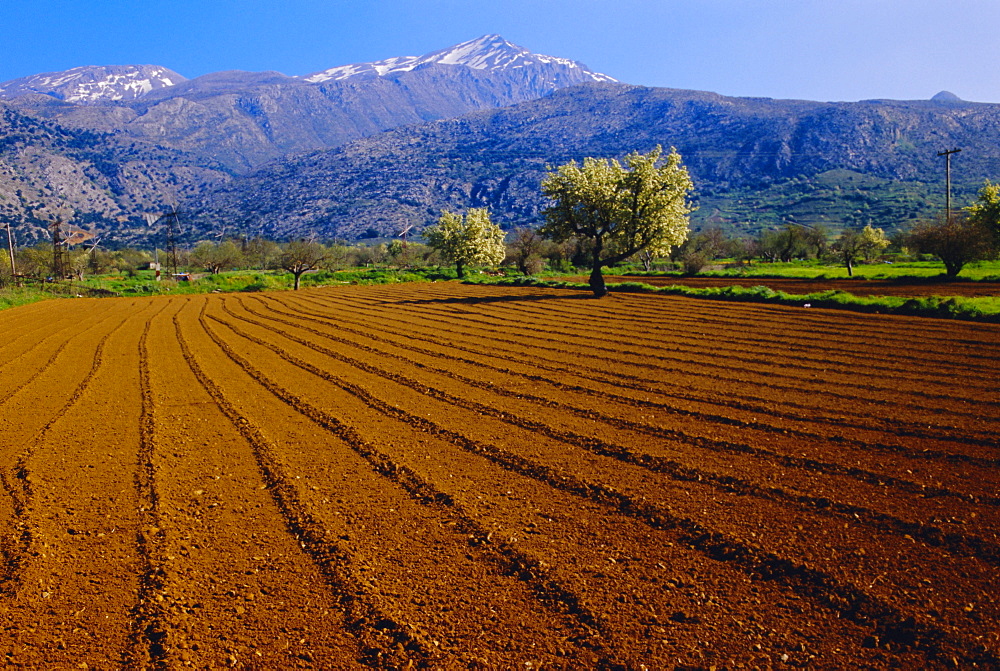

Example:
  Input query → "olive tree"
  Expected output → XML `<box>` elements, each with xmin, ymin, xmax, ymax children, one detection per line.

<box><xmin>540</xmin><ymin>146</ymin><xmax>693</xmax><ymax>296</ymax></box>
<box><xmin>15</xmin><ymin>243</ymin><xmax>50</xmax><ymax>279</ymax></box>
<box><xmin>423</xmin><ymin>208</ymin><xmax>505</xmax><ymax>278</ymax></box>
<box><xmin>191</xmin><ymin>239</ymin><xmax>243</xmax><ymax>275</ymax></box>
<box><xmin>243</xmin><ymin>237</ymin><xmax>282</xmax><ymax>270</ymax></box>
<box><xmin>279</xmin><ymin>239</ymin><xmax>327</xmax><ymax>290</ymax></box>
<box><xmin>907</xmin><ymin>215</ymin><xmax>992</xmax><ymax>278</ymax></box>
<box><xmin>904</xmin><ymin>180</ymin><xmax>1000</xmax><ymax>278</ymax></box>
<box><xmin>672</xmin><ymin>226</ymin><xmax>731</xmax><ymax>275</ymax></box>
<box><xmin>833</xmin><ymin>224</ymin><xmax>889</xmax><ymax>276</ymax></box>
<box><xmin>758</xmin><ymin>225</ymin><xmax>810</xmax><ymax>263</ymax></box>
<box><xmin>508</xmin><ymin>227</ymin><xmax>545</xmax><ymax>275</ymax></box>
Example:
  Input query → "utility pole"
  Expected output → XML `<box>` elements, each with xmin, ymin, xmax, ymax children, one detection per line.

<box><xmin>4</xmin><ymin>221</ymin><xmax>14</xmax><ymax>278</ymax></box>
<box><xmin>167</xmin><ymin>210</ymin><xmax>178</xmax><ymax>277</ymax></box>
<box><xmin>51</xmin><ymin>217</ymin><xmax>66</xmax><ymax>279</ymax></box>
<box><xmin>147</xmin><ymin>208</ymin><xmax>180</xmax><ymax>277</ymax></box>
<box><xmin>938</xmin><ymin>148</ymin><xmax>962</xmax><ymax>223</ymax></box>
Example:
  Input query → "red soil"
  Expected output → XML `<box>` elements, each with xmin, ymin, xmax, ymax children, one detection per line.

<box><xmin>0</xmin><ymin>283</ymin><xmax>997</xmax><ymax>668</ymax></box>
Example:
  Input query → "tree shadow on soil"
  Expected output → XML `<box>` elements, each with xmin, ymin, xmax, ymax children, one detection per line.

<box><xmin>393</xmin><ymin>292</ymin><xmax>605</xmax><ymax>306</ymax></box>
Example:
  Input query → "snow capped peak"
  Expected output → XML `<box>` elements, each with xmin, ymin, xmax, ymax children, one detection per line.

<box><xmin>421</xmin><ymin>34</ymin><xmax>527</xmax><ymax>69</ymax></box>
<box><xmin>0</xmin><ymin>65</ymin><xmax>186</xmax><ymax>103</ymax></box>
<box><xmin>302</xmin><ymin>35</ymin><xmax>616</xmax><ymax>84</ymax></box>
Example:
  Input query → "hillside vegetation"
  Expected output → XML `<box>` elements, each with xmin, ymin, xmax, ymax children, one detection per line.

<box><xmin>189</xmin><ymin>85</ymin><xmax>1000</xmax><ymax>240</ymax></box>
<box><xmin>3</xmin><ymin>78</ymin><xmax>1000</xmax><ymax>245</ymax></box>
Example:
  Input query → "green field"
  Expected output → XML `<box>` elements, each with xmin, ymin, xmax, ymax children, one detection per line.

<box><xmin>0</xmin><ymin>267</ymin><xmax>455</xmax><ymax>308</ymax></box>
<box><xmin>623</xmin><ymin>259</ymin><xmax>1000</xmax><ymax>281</ymax></box>
<box><xmin>4</xmin><ymin>259</ymin><xmax>999</xmax><ymax>323</ymax></box>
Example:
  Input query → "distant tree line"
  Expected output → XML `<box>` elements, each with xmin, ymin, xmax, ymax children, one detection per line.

<box><xmin>3</xmin><ymin>159</ymin><xmax>998</xmax><ymax>290</ymax></box>
<box><xmin>0</xmin><ymin>236</ymin><xmax>449</xmax><ymax>289</ymax></box>
<box><xmin>446</xmin><ymin>157</ymin><xmax>1000</xmax><ymax>284</ymax></box>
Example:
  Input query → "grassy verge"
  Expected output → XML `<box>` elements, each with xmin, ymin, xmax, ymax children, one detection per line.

<box><xmin>0</xmin><ymin>286</ymin><xmax>60</xmax><ymax>311</ymax></box>
<box><xmin>0</xmin><ymin>267</ymin><xmax>461</xmax><ymax>312</ymax></box>
<box><xmin>620</xmin><ymin>259</ymin><xmax>1000</xmax><ymax>281</ymax></box>
<box><xmin>472</xmin><ymin>276</ymin><xmax>1000</xmax><ymax>323</ymax></box>
<box><xmin>67</xmin><ymin>267</ymin><xmax>457</xmax><ymax>296</ymax></box>
<box><xmin>6</xmin><ymin>263</ymin><xmax>997</xmax><ymax>323</ymax></box>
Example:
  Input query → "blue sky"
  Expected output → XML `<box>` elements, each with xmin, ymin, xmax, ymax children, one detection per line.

<box><xmin>5</xmin><ymin>0</ymin><xmax>999</xmax><ymax>103</ymax></box>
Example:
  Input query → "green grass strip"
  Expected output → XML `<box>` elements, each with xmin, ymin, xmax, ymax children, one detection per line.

<box><xmin>0</xmin><ymin>286</ymin><xmax>64</xmax><ymax>311</ymax></box>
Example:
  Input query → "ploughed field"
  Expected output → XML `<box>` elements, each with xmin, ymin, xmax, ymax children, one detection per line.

<box><xmin>601</xmin><ymin>275</ymin><xmax>1000</xmax><ymax>298</ymax></box>
<box><xmin>0</xmin><ymin>282</ymin><xmax>997</xmax><ymax>669</ymax></box>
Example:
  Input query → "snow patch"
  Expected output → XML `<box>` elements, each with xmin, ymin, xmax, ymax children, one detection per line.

<box><xmin>301</xmin><ymin>34</ymin><xmax>616</xmax><ymax>84</ymax></box>
<box><xmin>0</xmin><ymin>65</ymin><xmax>185</xmax><ymax>103</ymax></box>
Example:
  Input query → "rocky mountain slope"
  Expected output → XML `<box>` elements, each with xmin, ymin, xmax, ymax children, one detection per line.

<box><xmin>302</xmin><ymin>33</ymin><xmax>615</xmax><ymax>86</ymax></box>
<box><xmin>0</xmin><ymin>65</ymin><xmax>185</xmax><ymax>103</ymax></box>
<box><xmin>0</xmin><ymin>105</ymin><xmax>228</xmax><ymax>244</ymax></box>
<box><xmin>2</xmin><ymin>35</ymin><xmax>997</xmax><ymax>246</ymax></box>
<box><xmin>2</xmin><ymin>36</ymin><xmax>612</xmax><ymax>173</ymax></box>
<box><xmin>189</xmin><ymin>83</ymin><xmax>1000</xmax><ymax>240</ymax></box>
<box><xmin>0</xmin><ymin>35</ymin><xmax>621</xmax><ymax>244</ymax></box>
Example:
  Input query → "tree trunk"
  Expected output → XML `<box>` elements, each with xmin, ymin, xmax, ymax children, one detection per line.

<box><xmin>456</xmin><ymin>261</ymin><xmax>465</xmax><ymax>279</ymax></box>
<box><xmin>293</xmin><ymin>271</ymin><xmax>303</xmax><ymax>290</ymax></box>
<box><xmin>588</xmin><ymin>265</ymin><xmax>607</xmax><ymax>297</ymax></box>
<box><xmin>845</xmin><ymin>258</ymin><xmax>853</xmax><ymax>277</ymax></box>
<box><xmin>589</xmin><ymin>237</ymin><xmax>608</xmax><ymax>297</ymax></box>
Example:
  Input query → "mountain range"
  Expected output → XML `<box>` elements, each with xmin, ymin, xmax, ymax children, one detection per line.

<box><xmin>0</xmin><ymin>35</ymin><xmax>996</xmax><ymax>246</ymax></box>
<box><xmin>0</xmin><ymin>35</ymin><xmax>611</xmax><ymax>172</ymax></box>
<box><xmin>0</xmin><ymin>64</ymin><xmax>186</xmax><ymax>103</ymax></box>
<box><xmin>188</xmin><ymin>84</ymin><xmax>1000</xmax><ymax>241</ymax></box>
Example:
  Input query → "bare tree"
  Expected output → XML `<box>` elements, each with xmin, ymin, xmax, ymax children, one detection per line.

<box><xmin>509</xmin><ymin>227</ymin><xmax>544</xmax><ymax>275</ymax></box>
